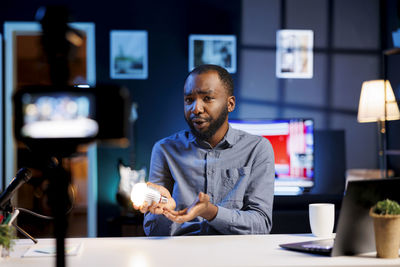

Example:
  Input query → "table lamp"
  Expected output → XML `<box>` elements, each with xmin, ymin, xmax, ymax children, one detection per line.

<box><xmin>357</xmin><ymin>80</ymin><xmax>400</xmax><ymax>178</ymax></box>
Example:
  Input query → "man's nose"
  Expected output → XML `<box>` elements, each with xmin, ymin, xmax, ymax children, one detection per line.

<box><xmin>192</xmin><ymin>99</ymin><xmax>204</xmax><ymax>114</ymax></box>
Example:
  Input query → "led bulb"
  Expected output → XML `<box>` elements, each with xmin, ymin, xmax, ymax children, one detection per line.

<box><xmin>130</xmin><ymin>183</ymin><xmax>168</xmax><ymax>206</ymax></box>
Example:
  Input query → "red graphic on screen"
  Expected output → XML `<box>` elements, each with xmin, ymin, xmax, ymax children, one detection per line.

<box><xmin>263</xmin><ymin>135</ymin><xmax>289</xmax><ymax>165</ymax></box>
<box><xmin>262</xmin><ymin>121</ymin><xmax>311</xmax><ymax>179</ymax></box>
<box><xmin>229</xmin><ymin>119</ymin><xmax>314</xmax><ymax>185</ymax></box>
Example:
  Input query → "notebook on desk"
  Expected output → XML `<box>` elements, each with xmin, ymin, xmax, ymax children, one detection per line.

<box><xmin>280</xmin><ymin>178</ymin><xmax>400</xmax><ymax>256</ymax></box>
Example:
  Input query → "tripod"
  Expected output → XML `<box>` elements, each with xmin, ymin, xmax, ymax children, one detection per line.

<box><xmin>1</xmin><ymin>204</ymin><xmax>38</xmax><ymax>244</ymax></box>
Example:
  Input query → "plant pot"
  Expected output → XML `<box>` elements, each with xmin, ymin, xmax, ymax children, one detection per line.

<box><xmin>369</xmin><ymin>208</ymin><xmax>400</xmax><ymax>258</ymax></box>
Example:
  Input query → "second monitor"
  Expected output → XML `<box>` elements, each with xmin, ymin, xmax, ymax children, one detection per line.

<box><xmin>229</xmin><ymin>119</ymin><xmax>314</xmax><ymax>195</ymax></box>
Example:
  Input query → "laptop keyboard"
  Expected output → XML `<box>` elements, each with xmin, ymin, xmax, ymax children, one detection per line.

<box><xmin>302</xmin><ymin>243</ymin><xmax>333</xmax><ymax>252</ymax></box>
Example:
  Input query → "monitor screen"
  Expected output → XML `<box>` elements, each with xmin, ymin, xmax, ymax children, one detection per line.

<box><xmin>229</xmin><ymin>119</ymin><xmax>314</xmax><ymax>195</ymax></box>
<box><xmin>20</xmin><ymin>92</ymin><xmax>98</xmax><ymax>139</ymax></box>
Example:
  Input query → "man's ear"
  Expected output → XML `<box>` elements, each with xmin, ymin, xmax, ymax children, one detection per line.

<box><xmin>227</xmin><ymin>96</ymin><xmax>236</xmax><ymax>113</ymax></box>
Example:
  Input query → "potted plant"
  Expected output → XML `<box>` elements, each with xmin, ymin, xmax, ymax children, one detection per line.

<box><xmin>369</xmin><ymin>198</ymin><xmax>400</xmax><ymax>258</ymax></box>
<box><xmin>0</xmin><ymin>224</ymin><xmax>16</xmax><ymax>257</ymax></box>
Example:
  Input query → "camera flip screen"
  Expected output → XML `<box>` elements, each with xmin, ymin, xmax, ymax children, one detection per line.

<box><xmin>20</xmin><ymin>92</ymin><xmax>98</xmax><ymax>139</ymax></box>
<box><xmin>14</xmin><ymin>84</ymin><xmax>130</xmax><ymax>149</ymax></box>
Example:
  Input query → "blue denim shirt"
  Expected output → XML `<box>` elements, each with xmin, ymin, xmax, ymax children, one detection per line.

<box><xmin>143</xmin><ymin>125</ymin><xmax>275</xmax><ymax>235</ymax></box>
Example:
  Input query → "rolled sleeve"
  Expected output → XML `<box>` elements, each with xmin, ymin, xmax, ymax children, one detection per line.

<box><xmin>144</xmin><ymin>213</ymin><xmax>172</xmax><ymax>236</ymax></box>
<box><xmin>208</xmin><ymin>207</ymin><xmax>271</xmax><ymax>234</ymax></box>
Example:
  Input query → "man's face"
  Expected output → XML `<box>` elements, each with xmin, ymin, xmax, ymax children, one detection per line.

<box><xmin>183</xmin><ymin>71</ymin><xmax>235</xmax><ymax>142</ymax></box>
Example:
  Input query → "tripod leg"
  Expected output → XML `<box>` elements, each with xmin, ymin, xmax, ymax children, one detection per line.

<box><xmin>12</xmin><ymin>223</ymin><xmax>38</xmax><ymax>244</ymax></box>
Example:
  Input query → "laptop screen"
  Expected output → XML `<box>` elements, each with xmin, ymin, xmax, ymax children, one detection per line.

<box><xmin>332</xmin><ymin>177</ymin><xmax>400</xmax><ymax>256</ymax></box>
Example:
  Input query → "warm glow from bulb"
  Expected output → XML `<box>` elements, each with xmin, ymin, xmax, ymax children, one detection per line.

<box><xmin>131</xmin><ymin>183</ymin><xmax>148</xmax><ymax>206</ymax></box>
<box><xmin>358</xmin><ymin>80</ymin><xmax>400</xmax><ymax>122</ymax></box>
<box><xmin>128</xmin><ymin>252</ymin><xmax>149</xmax><ymax>267</ymax></box>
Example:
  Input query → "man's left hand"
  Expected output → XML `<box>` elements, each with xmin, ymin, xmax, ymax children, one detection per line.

<box><xmin>163</xmin><ymin>192</ymin><xmax>218</xmax><ymax>223</ymax></box>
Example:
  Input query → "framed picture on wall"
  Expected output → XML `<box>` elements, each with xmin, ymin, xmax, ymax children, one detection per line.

<box><xmin>110</xmin><ymin>30</ymin><xmax>148</xmax><ymax>79</ymax></box>
<box><xmin>189</xmin><ymin>34</ymin><xmax>236</xmax><ymax>73</ymax></box>
<box><xmin>276</xmin><ymin>30</ymin><xmax>313</xmax><ymax>79</ymax></box>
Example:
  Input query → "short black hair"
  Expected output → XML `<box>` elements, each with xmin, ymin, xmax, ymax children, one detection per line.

<box><xmin>187</xmin><ymin>64</ymin><xmax>234</xmax><ymax>96</ymax></box>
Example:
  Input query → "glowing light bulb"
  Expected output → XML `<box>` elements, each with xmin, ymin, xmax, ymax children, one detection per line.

<box><xmin>130</xmin><ymin>183</ymin><xmax>168</xmax><ymax>206</ymax></box>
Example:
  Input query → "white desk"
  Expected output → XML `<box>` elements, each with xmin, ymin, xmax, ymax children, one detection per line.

<box><xmin>2</xmin><ymin>234</ymin><xmax>400</xmax><ymax>267</ymax></box>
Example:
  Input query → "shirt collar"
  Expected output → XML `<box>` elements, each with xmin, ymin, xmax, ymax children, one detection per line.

<box><xmin>223</xmin><ymin>125</ymin><xmax>237</xmax><ymax>147</ymax></box>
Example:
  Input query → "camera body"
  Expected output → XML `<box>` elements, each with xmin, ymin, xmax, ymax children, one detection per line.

<box><xmin>14</xmin><ymin>84</ymin><xmax>131</xmax><ymax>152</ymax></box>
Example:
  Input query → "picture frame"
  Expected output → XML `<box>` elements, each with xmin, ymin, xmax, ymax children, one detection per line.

<box><xmin>189</xmin><ymin>34</ymin><xmax>236</xmax><ymax>73</ymax></box>
<box><xmin>276</xmin><ymin>30</ymin><xmax>314</xmax><ymax>79</ymax></box>
<box><xmin>110</xmin><ymin>30</ymin><xmax>148</xmax><ymax>79</ymax></box>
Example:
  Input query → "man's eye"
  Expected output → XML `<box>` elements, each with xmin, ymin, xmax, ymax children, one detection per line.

<box><xmin>204</xmin><ymin>96</ymin><xmax>212</xmax><ymax>101</ymax></box>
<box><xmin>185</xmin><ymin>98</ymin><xmax>193</xmax><ymax>104</ymax></box>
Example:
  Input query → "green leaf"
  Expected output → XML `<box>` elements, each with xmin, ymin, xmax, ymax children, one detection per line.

<box><xmin>0</xmin><ymin>225</ymin><xmax>16</xmax><ymax>250</ymax></box>
<box><xmin>373</xmin><ymin>199</ymin><xmax>400</xmax><ymax>215</ymax></box>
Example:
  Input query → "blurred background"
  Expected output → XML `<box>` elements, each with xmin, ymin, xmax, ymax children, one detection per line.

<box><xmin>1</xmin><ymin>0</ymin><xmax>400</xmax><ymax>238</ymax></box>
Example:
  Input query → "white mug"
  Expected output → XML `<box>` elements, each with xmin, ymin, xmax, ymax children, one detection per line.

<box><xmin>309</xmin><ymin>203</ymin><xmax>335</xmax><ymax>238</ymax></box>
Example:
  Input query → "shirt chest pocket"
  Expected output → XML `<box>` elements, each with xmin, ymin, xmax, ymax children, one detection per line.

<box><xmin>217</xmin><ymin>166</ymin><xmax>251</xmax><ymax>205</ymax></box>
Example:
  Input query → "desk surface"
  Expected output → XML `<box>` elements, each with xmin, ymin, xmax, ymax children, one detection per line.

<box><xmin>2</xmin><ymin>234</ymin><xmax>400</xmax><ymax>267</ymax></box>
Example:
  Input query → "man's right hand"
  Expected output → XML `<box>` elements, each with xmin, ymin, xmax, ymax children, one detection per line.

<box><xmin>132</xmin><ymin>182</ymin><xmax>176</xmax><ymax>215</ymax></box>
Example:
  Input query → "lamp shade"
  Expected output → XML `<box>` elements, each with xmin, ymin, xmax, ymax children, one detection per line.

<box><xmin>357</xmin><ymin>80</ymin><xmax>400</xmax><ymax>123</ymax></box>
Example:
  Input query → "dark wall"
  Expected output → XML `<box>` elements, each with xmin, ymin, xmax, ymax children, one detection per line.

<box><xmin>94</xmin><ymin>0</ymin><xmax>241</xmax><ymax>236</ymax></box>
<box><xmin>239</xmin><ymin>0</ymin><xmax>381</xmax><ymax>170</ymax></box>
<box><xmin>1</xmin><ymin>0</ymin><xmax>241</xmax><ymax>236</ymax></box>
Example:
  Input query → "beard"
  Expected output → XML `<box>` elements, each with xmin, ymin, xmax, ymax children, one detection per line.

<box><xmin>185</xmin><ymin>105</ymin><xmax>229</xmax><ymax>142</ymax></box>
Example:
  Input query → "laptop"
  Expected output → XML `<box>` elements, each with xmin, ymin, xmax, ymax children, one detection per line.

<box><xmin>279</xmin><ymin>178</ymin><xmax>400</xmax><ymax>256</ymax></box>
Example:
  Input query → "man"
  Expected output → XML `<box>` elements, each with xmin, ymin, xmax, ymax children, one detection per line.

<box><xmin>134</xmin><ymin>64</ymin><xmax>275</xmax><ymax>235</ymax></box>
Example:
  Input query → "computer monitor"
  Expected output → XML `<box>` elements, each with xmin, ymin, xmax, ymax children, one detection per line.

<box><xmin>229</xmin><ymin>119</ymin><xmax>314</xmax><ymax>195</ymax></box>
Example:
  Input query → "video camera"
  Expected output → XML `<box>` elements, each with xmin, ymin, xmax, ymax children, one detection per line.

<box><xmin>7</xmin><ymin>6</ymin><xmax>133</xmax><ymax>267</ymax></box>
<box><xmin>13</xmin><ymin>84</ymin><xmax>131</xmax><ymax>152</ymax></box>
